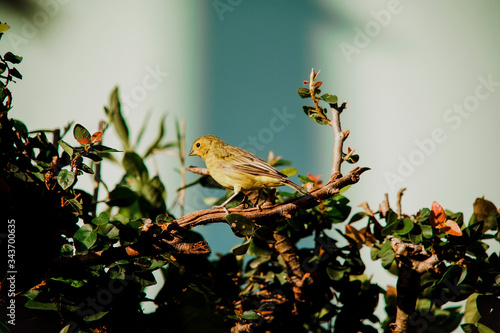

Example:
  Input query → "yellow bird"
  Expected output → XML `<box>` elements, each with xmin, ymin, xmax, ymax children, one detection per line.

<box><xmin>189</xmin><ymin>135</ymin><xmax>307</xmax><ymax>210</ymax></box>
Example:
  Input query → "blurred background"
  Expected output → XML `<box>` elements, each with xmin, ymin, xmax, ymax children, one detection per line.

<box><xmin>2</xmin><ymin>0</ymin><xmax>500</xmax><ymax>328</ymax></box>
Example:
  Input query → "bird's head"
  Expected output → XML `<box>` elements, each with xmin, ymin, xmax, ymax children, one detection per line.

<box><xmin>189</xmin><ymin>135</ymin><xmax>226</xmax><ymax>159</ymax></box>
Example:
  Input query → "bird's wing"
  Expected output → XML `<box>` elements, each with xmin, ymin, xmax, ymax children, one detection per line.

<box><xmin>222</xmin><ymin>146</ymin><xmax>286</xmax><ymax>179</ymax></box>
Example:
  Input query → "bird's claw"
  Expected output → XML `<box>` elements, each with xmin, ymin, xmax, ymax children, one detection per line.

<box><xmin>213</xmin><ymin>205</ymin><xmax>230</xmax><ymax>215</ymax></box>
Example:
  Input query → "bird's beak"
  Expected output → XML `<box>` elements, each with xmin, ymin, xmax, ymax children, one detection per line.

<box><xmin>188</xmin><ymin>149</ymin><xmax>195</xmax><ymax>156</ymax></box>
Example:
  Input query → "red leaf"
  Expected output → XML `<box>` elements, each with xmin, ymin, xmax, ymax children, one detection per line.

<box><xmin>442</xmin><ymin>219</ymin><xmax>463</xmax><ymax>236</ymax></box>
<box><xmin>91</xmin><ymin>132</ymin><xmax>102</xmax><ymax>143</ymax></box>
<box><xmin>78</xmin><ymin>138</ymin><xmax>92</xmax><ymax>145</ymax></box>
<box><xmin>429</xmin><ymin>201</ymin><xmax>462</xmax><ymax>236</ymax></box>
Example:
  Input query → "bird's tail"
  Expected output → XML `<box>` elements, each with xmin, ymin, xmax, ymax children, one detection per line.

<box><xmin>284</xmin><ymin>179</ymin><xmax>308</xmax><ymax>195</ymax></box>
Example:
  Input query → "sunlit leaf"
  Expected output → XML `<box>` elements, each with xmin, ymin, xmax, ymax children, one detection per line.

<box><xmin>57</xmin><ymin>169</ymin><xmax>75</xmax><ymax>190</ymax></box>
<box><xmin>73</xmin><ymin>123</ymin><xmax>91</xmax><ymax>141</ymax></box>
<box><xmin>73</xmin><ymin>224</ymin><xmax>97</xmax><ymax>249</ymax></box>
<box><xmin>430</xmin><ymin>201</ymin><xmax>463</xmax><ymax>236</ymax></box>
<box><xmin>320</xmin><ymin>93</ymin><xmax>338</xmax><ymax>104</ymax></box>
<box><xmin>91</xmin><ymin>131</ymin><xmax>102</xmax><ymax>143</ymax></box>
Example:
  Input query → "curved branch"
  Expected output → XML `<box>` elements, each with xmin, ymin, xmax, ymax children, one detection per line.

<box><xmin>174</xmin><ymin>166</ymin><xmax>370</xmax><ymax>230</ymax></box>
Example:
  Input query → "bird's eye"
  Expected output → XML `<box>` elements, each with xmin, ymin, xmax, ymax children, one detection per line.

<box><xmin>196</xmin><ymin>142</ymin><xmax>200</xmax><ymax>148</ymax></box>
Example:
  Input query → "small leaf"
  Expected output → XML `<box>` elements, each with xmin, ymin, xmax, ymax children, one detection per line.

<box><xmin>279</xmin><ymin>167</ymin><xmax>298</xmax><ymax>177</ymax></box>
<box><xmin>25</xmin><ymin>300</ymin><xmax>58</xmax><ymax>311</ymax></box>
<box><xmin>320</xmin><ymin>93</ymin><xmax>338</xmax><ymax>104</ymax></box>
<box><xmin>85</xmin><ymin>152</ymin><xmax>103</xmax><ymax>162</ymax></box>
<box><xmin>303</xmin><ymin>106</ymin><xmax>329</xmax><ymax>125</ymax></box>
<box><xmin>123</xmin><ymin>151</ymin><xmax>149</xmax><ymax>181</ymax></box>
<box><xmin>83</xmin><ymin>311</ymin><xmax>109</xmax><ymax>322</ymax></box>
<box><xmin>107</xmin><ymin>186</ymin><xmax>138</xmax><ymax>207</ymax></box>
<box><xmin>107</xmin><ymin>87</ymin><xmax>130</xmax><ymax>149</ymax></box>
<box><xmin>73</xmin><ymin>224</ymin><xmax>97</xmax><ymax>249</ymax></box>
<box><xmin>78</xmin><ymin>138</ymin><xmax>92</xmax><ymax>145</ymax></box>
<box><xmin>231</xmin><ymin>239</ymin><xmax>250</xmax><ymax>255</ymax></box>
<box><xmin>430</xmin><ymin>201</ymin><xmax>463</xmax><ymax>236</ymax></box>
<box><xmin>91</xmin><ymin>131</ymin><xmax>102</xmax><ymax>143</ymax></box>
<box><xmin>57</xmin><ymin>169</ymin><xmax>75</xmax><ymax>190</ymax></box>
<box><xmin>73</xmin><ymin>124</ymin><xmax>91</xmax><ymax>141</ymax></box>
<box><xmin>80</xmin><ymin>163</ymin><xmax>94</xmax><ymax>174</ymax></box>
<box><xmin>379</xmin><ymin>239</ymin><xmax>396</xmax><ymax>268</ymax></box>
<box><xmin>4</xmin><ymin>51</ymin><xmax>23</xmax><ymax>64</ymax></box>
<box><xmin>13</xmin><ymin>119</ymin><xmax>28</xmax><ymax>138</ymax></box>
<box><xmin>58</xmin><ymin>140</ymin><xmax>74</xmax><ymax>156</ymax></box>
<box><xmin>92</xmin><ymin>211</ymin><xmax>110</xmax><ymax>225</ymax></box>
<box><xmin>248</xmin><ymin>237</ymin><xmax>273</xmax><ymax>257</ymax></box>
<box><xmin>240</xmin><ymin>310</ymin><xmax>260</xmax><ymax>320</ymax></box>
<box><xmin>9</xmin><ymin>67</ymin><xmax>22</xmax><ymax>79</ymax></box>
<box><xmin>92</xmin><ymin>145</ymin><xmax>120</xmax><ymax>153</ymax></box>
<box><xmin>297</xmin><ymin>87</ymin><xmax>311</xmax><ymax>98</ymax></box>
<box><xmin>226</xmin><ymin>213</ymin><xmax>254</xmax><ymax>237</ymax></box>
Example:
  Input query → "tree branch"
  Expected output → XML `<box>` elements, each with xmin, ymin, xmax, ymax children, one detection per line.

<box><xmin>175</xmin><ymin>166</ymin><xmax>370</xmax><ymax>230</ymax></box>
<box><xmin>330</xmin><ymin>102</ymin><xmax>348</xmax><ymax>175</ymax></box>
<box><xmin>390</xmin><ymin>237</ymin><xmax>440</xmax><ymax>333</ymax></box>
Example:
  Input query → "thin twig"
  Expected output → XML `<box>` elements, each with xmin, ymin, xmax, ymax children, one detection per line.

<box><xmin>186</xmin><ymin>166</ymin><xmax>210</xmax><ymax>176</ymax></box>
<box><xmin>91</xmin><ymin>121</ymin><xmax>105</xmax><ymax>217</ymax></box>
<box><xmin>330</xmin><ymin>102</ymin><xmax>348</xmax><ymax>175</ymax></box>
<box><xmin>396</xmin><ymin>188</ymin><xmax>406</xmax><ymax>219</ymax></box>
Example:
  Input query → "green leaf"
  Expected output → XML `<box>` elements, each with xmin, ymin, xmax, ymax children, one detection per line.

<box><xmin>156</xmin><ymin>214</ymin><xmax>174</xmax><ymax>223</ymax></box>
<box><xmin>13</xmin><ymin>119</ymin><xmax>28</xmax><ymax>138</ymax></box>
<box><xmin>107</xmin><ymin>186</ymin><xmax>138</xmax><ymax>207</ymax></box>
<box><xmin>349</xmin><ymin>212</ymin><xmax>367</xmax><ymax>224</ymax></box>
<box><xmin>59</xmin><ymin>324</ymin><xmax>72</xmax><ymax>333</ymax></box>
<box><xmin>379</xmin><ymin>239</ymin><xmax>396</xmax><ymax>268</ymax></box>
<box><xmin>85</xmin><ymin>152</ymin><xmax>103</xmax><ymax>162</ymax></box>
<box><xmin>123</xmin><ymin>151</ymin><xmax>149</xmax><ymax>181</ymax></box>
<box><xmin>57</xmin><ymin>169</ymin><xmax>75</xmax><ymax>190</ymax></box>
<box><xmin>226</xmin><ymin>213</ymin><xmax>254</xmax><ymax>237</ymax></box>
<box><xmin>58</xmin><ymin>140</ymin><xmax>74</xmax><ymax>156</ymax></box>
<box><xmin>73</xmin><ymin>224</ymin><xmax>97</xmax><ymax>249</ymax></box>
<box><xmin>297</xmin><ymin>87</ymin><xmax>311</xmax><ymax>98</ymax></box>
<box><xmin>73</xmin><ymin>123</ymin><xmax>91</xmax><ymax>141</ymax></box>
<box><xmin>92</xmin><ymin>145</ymin><xmax>120</xmax><ymax>153</ymax></box>
<box><xmin>248</xmin><ymin>237</ymin><xmax>273</xmax><ymax>257</ymax></box>
<box><xmin>80</xmin><ymin>163</ymin><xmax>94</xmax><ymax>174</ymax></box>
<box><xmin>421</xmin><ymin>224</ymin><xmax>434</xmax><ymax>238</ymax></box>
<box><xmin>9</xmin><ymin>67</ymin><xmax>22</xmax><ymax>79</ymax></box>
<box><xmin>50</xmin><ymin>277</ymin><xmax>85</xmax><ymax>288</ymax></box>
<box><xmin>240</xmin><ymin>310</ymin><xmax>260</xmax><ymax>320</ymax></box>
<box><xmin>143</xmin><ymin>114</ymin><xmax>167</xmax><ymax>158</ymax></box>
<box><xmin>302</xmin><ymin>105</ymin><xmax>329</xmax><ymax>125</ymax></box>
<box><xmin>115</xmin><ymin>213</ymin><xmax>130</xmax><ymax>224</ymax></box>
<box><xmin>393</xmin><ymin>218</ymin><xmax>414</xmax><ymax>236</ymax></box>
<box><xmin>4</xmin><ymin>51</ymin><xmax>23</xmax><ymax>64</ymax></box>
<box><xmin>92</xmin><ymin>211</ymin><xmax>110</xmax><ymax>225</ymax></box>
<box><xmin>107</xmin><ymin>87</ymin><xmax>130</xmax><ymax>150</ymax></box>
<box><xmin>142</xmin><ymin>176</ymin><xmax>167</xmax><ymax>209</ymax></box>
<box><xmin>84</xmin><ymin>311</ymin><xmax>109</xmax><ymax>322</ymax></box>
<box><xmin>326</xmin><ymin>266</ymin><xmax>346</xmax><ymax>281</ymax></box>
<box><xmin>60</xmin><ymin>243</ymin><xmax>74</xmax><ymax>255</ymax></box>
<box><xmin>24</xmin><ymin>300</ymin><xmax>58</xmax><ymax>311</ymax></box>
<box><xmin>67</xmin><ymin>198</ymin><xmax>82</xmax><ymax>215</ymax></box>
<box><xmin>0</xmin><ymin>62</ymin><xmax>6</xmax><ymax>74</ymax></box>
<box><xmin>279</xmin><ymin>167</ymin><xmax>298</xmax><ymax>177</ymax></box>
<box><xmin>231</xmin><ymin>239</ymin><xmax>250</xmax><ymax>256</ymax></box>
<box><xmin>320</xmin><ymin>93</ymin><xmax>338</xmax><ymax>104</ymax></box>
